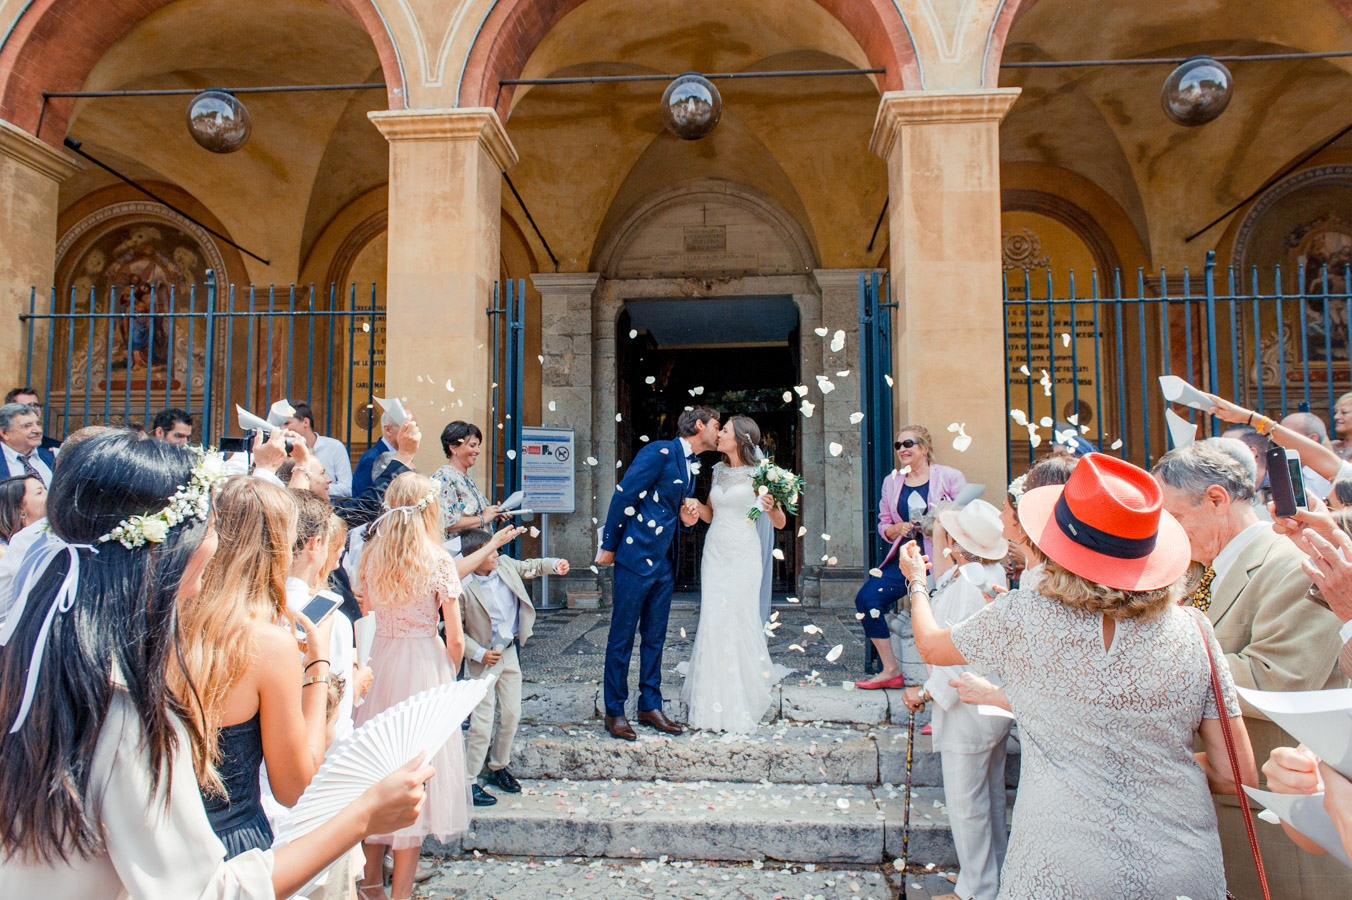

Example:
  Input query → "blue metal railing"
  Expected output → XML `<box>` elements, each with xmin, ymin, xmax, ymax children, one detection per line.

<box><xmin>858</xmin><ymin>271</ymin><xmax>895</xmax><ymax>571</ymax></box>
<box><xmin>20</xmin><ymin>269</ymin><xmax>385</xmax><ymax>450</ymax></box>
<box><xmin>488</xmin><ymin>278</ymin><xmax>526</xmax><ymax>555</ymax></box>
<box><xmin>1003</xmin><ymin>251</ymin><xmax>1352</xmax><ymax>480</ymax></box>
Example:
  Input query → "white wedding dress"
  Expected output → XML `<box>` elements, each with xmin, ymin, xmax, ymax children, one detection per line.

<box><xmin>679</xmin><ymin>463</ymin><xmax>792</xmax><ymax>732</ymax></box>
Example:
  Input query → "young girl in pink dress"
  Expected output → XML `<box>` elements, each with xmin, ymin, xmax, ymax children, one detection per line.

<box><xmin>356</xmin><ymin>472</ymin><xmax>471</xmax><ymax>900</ymax></box>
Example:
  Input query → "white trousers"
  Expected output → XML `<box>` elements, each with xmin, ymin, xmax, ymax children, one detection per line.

<box><xmin>940</xmin><ymin>742</ymin><xmax>1008</xmax><ymax>900</ymax></box>
<box><xmin>465</xmin><ymin>643</ymin><xmax>523</xmax><ymax>776</ymax></box>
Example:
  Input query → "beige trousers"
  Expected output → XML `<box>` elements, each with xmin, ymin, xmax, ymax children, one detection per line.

<box><xmin>465</xmin><ymin>642</ymin><xmax>523</xmax><ymax>776</ymax></box>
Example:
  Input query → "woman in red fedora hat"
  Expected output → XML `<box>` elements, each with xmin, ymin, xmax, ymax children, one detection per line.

<box><xmin>902</xmin><ymin>453</ymin><xmax>1258</xmax><ymax>900</ymax></box>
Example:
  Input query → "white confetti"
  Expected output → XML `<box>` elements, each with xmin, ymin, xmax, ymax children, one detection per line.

<box><xmin>803</xmin><ymin>624</ymin><xmax>822</xmax><ymax>634</ymax></box>
<box><xmin>616</xmin><ymin>413</ymin><xmax>623</xmax><ymax>422</ymax></box>
<box><xmin>1067</xmin><ymin>413</ymin><xmax>1079</xmax><ymax>425</ymax></box>
<box><xmin>1019</xmin><ymin>364</ymin><xmax>1031</xmax><ymax>376</ymax></box>
<box><xmin>639</xmin><ymin>434</ymin><xmax>650</xmax><ymax>442</ymax></box>
<box><xmin>814</xmin><ymin>327</ymin><xmax>828</xmax><ymax>337</ymax></box>
<box><xmin>680</xmin><ymin>627</ymin><xmax>687</xmax><ymax>639</ymax></box>
<box><xmin>817</xmin><ymin>378</ymin><xmax>835</xmax><ymax>395</ymax></box>
<box><xmin>822</xmin><ymin>533</ymin><xmax>831</xmax><ymax>541</ymax></box>
<box><xmin>548</xmin><ymin>400</ymin><xmax>556</xmax><ymax>412</ymax></box>
<box><xmin>836</xmin><ymin>369</ymin><xmax>850</xmax><ymax>377</ymax></box>
<box><xmin>830</xmin><ymin>330</ymin><xmax>846</xmax><ymax>353</ymax></box>
<box><xmin>585</xmin><ymin>456</ymin><xmax>598</xmax><ymax>466</ymax></box>
<box><xmin>1009</xmin><ymin>409</ymin><xmax>1027</xmax><ymax>426</ymax></box>
<box><xmin>836</xmin><ymin>797</ymin><xmax>850</xmax><ymax>809</ymax></box>
<box><xmin>590</xmin><ymin>565</ymin><xmax>599</xmax><ymax>574</ymax></box>
<box><xmin>951</xmin><ymin>423</ymin><xmax>972</xmax><ymax>453</ymax></box>
<box><xmin>797</xmin><ymin>526</ymin><xmax>807</xmax><ymax>537</ymax></box>
<box><xmin>629</xmin><ymin>329</ymin><xmax>638</xmax><ymax>339</ymax></box>
<box><xmin>800</xmin><ymin>400</ymin><xmax>815</xmax><ymax>418</ymax></box>
<box><xmin>616</xmin><ymin>460</ymin><xmax>623</xmax><ymax>468</ymax></box>
<box><xmin>849</xmin><ymin>411</ymin><xmax>865</xmax><ymax>425</ymax></box>
<box><xmin>870</xmin><ymin>608</ymin><xmax>880</xmax><ymax>618</ymax></box>
<box><xmin>538</xmin><ymin>354</ymin><xmax>545</xmax><ymax>364</ymax></box>
<box><xmin>794</xmin><ymin>384</ymin><xmax>809</xmax><ymax>397</ymax></box>
<box><xmin>645</xmin><ymin>375</ymin><xmax>656</xmax><ymax>385</ymax></box>
<box><xmin>506</xmin><ymin>449</ymin><xmax>517</xmax><ymax>459</ymax></box>
<box><xmin>624</xmin><ymin>506</ymin><xmax>636</xmax><ymax>516</ymax></box>
<box><xmin>883</xmin><ymin>373</ymin><xmax>894</xmax><ymax>387</ymax></box>
<box><xmin>782</xmin><ymin>391</ymin><xmax>794</xmax><ymax>403</ymax></box>
<box><xmin>361</xmin><ymin>322</ymin><xmax>370</xmax><ymax>332</ymax></box>
<box><xmin>1111</xmin><ymin>438</ymin><xmax>1124</xmax><ymax>450</ymax></box>
<box><xmin>1039</xmin><ymin>416</ymin><xmax>1053</xmax><ymax>427</ymax></box>
<box><xmin>825</xmin><ymin>644</ymin><xmax>843</xmax><ymax>662</ymax></box>
<box><xmin>869</xmin><ymin>568</ymin><xmax>883</xmax><ymax>578</ymax></box>
<box><xmin>691</xmin><ymin>386</ymin><xmax>704</xmax><ymax>396</ymax></box>
<box><xmin>529</xmin><ymin>526</ymin><xmax>540</xmax><ymax>538</ymax></box>
<box><xmin>1061</xmin><ymin>333</ymin><xmax>1071</xmax><ymax>348</ymax></box>
<box><xmin>772</xmin><ymin>548</ymin><xmax>784</xmax><ymax>560</ymax></box>
<box><xmin>828</xmin><ymin>442</ymin><xmax>843</xmax><ymax>457</ymax></box>
<box><xmin>842</xmin><ymin>681</ymin><xmax>856</xmax><ymax>691</ymax></box>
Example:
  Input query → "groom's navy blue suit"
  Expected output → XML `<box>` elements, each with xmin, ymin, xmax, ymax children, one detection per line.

<box><xmin>600</xmin><ymin>436</ymin><xmax>695</xmax><ymax>717</ymax></box>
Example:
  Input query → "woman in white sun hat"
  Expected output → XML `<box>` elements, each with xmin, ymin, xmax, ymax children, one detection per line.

<box><xmin>902</xmin><ymin>498</ymin><xmax>1009</xmax><ymax>900</ymax></box>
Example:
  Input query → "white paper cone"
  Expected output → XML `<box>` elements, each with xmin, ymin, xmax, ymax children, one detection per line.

<box><xmin>501</xmin><ymin>490</ymin><xmax>525</xmax><ymax>511</ymax></box>
<box><xmin>374</xmin><ymin>396</ymin><xmax>408</xmax><ymax>425</ymax></box>
<box><xmin>237</xmin><ymin>405</ymin><xmax>276</xmax><ymax>434</ymax></box>
<box><xmin>267</xmin><ymin>399</ymin><xmax>296</xmax><ymax>427</ymax></box>
<box><xmin>1165</xmin><ymin>408</ymin><xmax>1196</xmax><ymax>449</ymax></box>
<box><xmin>354</xmin><ymin>613</ymin><xmax>376</xmax><ymax>669</ymax></box>
<box><xmin>1158</xmin><ymin>375</ymin><xmax>1213</xmax><ymax>412</ymax></box>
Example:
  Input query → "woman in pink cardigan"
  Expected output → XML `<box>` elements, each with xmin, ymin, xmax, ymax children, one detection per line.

<box><xmin>854</xmin><ymin>425</ymin><xmax>966</xmax><ymax>689</ymax></box>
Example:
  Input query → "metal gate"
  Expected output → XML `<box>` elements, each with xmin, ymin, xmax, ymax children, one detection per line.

<box><xmin>487</xmin><ymin>277</ymin><xmax>526</xmax><ymax>523</ymax></box>
<box><xmin>20</xmin><ymin>270</ymin><xmax>385</xmax><ymax>449</ymax></box>
<box><xmin>1003</xmin><ymin>250</ymin><xmax>1352</xmax><ymax>478</ymax></box>
<box><xmin>858</xmin><ymin>271</ymin><xmax>895</xmax><ymax>570</ymax></box>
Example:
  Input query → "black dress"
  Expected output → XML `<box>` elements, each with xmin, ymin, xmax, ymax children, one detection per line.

<box><xmin>201</xmin><ymin>712</ymin><xmax>272</xmax><ymax>858</ymax></box>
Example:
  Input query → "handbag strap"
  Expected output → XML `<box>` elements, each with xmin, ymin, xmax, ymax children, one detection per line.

<box><xmin>1196</xmin><ymin>615</ymin><xmax>1269</xmax><ymax>900</ymax></box>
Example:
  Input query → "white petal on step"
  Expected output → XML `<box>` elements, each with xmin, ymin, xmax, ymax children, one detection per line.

<box><xmin>836</xmin><ymin>797</ymin><xmax>850</xmax><ymax>809</ymax></box>
<box><xmin>849</xmin><ymin>411</ymin><xmax>865</xmax><ymax>425</ymax></box>
<box><xmin>803</xmin><ymin>624</ymin><xmax>822</xmax><ymax>634</ymax></box>
<box><xmin>828</xmin><ymin>442</ymin><xmax>843</xmax><ymax>457</ymax></box>
<box><xmin>825</xmin><ymin>644</ymin><xmax>844</xmax><ymax>662</ymax></box>
<box><xmin>830</xmin><ymin>330</ymin><xmax>846</xmax><ymax>353</ymax></box>
<box><xmin>814</xmin><ymin>327</ymin><xmax>828</xmax><ymax>337</ymax></box>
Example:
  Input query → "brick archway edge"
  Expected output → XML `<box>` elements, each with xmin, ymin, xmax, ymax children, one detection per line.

<box><xmin>458</xmin><ymin>0</ymin><xmax>922</xmax><ymax>115</ymax></box>
<box><xmin>0</xmin><ymin>0</ymin><xmax>405</xmax><ymax>145</ymax></box>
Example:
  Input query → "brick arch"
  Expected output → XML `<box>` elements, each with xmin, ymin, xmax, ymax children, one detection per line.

<box><xmin>457</xmin><ymin>0</ymin><xmax>922</xmax><ymax>116</ymax></box>
<box><xmin>0</xmin><ymin>0</ymin><xmax>405</xmax><ymax>145</ymax></box>
<box><xmin>985</xmin><ymin>0</ymin><xmax>1352</xmax><ymax>86</ymax></box>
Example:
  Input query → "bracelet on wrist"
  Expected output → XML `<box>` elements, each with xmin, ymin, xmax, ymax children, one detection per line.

<box><xmin>302</xmin><ymin>674</ymin><xmax>331</xmax><ymax>688</ymax></box>
<box><xmin>303</xmin><ymin>659</ymin><xmax>330</xmax><ymax>673</ymax></box>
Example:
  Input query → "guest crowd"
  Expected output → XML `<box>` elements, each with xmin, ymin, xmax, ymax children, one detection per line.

<box><xmin>0</xmin><ymin>392</ymin><xmax>561</xmax><ymax>900</ymax></box>
<box><xmin>4</xmin><ymin>379</ymin><xmax>1352</xmax><ymax>900</ymax></box>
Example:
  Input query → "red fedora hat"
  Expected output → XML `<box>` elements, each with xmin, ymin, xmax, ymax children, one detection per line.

<box><xmin>1016</xmin><ymin>453</ymin><xmax>1190</xmax><ymax>592</ymax></box>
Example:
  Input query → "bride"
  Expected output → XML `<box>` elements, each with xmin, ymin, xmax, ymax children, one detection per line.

<box><xmin>679</xmin><ymin>415</ymin><xmax>792</xmax><ymax>732</ymax></box>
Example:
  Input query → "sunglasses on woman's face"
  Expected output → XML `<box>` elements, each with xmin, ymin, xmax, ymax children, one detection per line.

<box><xmin>894</xmin><ymin>439</ymin><xmax>920</xmax><ymax>450</ymax></box>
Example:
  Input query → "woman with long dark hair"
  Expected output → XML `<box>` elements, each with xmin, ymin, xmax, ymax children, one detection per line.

<box><xmin>0</xmin><ymin>432</ymin><xmax>433</xmax><ymax>898</ymax></box>
<box><xmin>0</xmin><ymin>474</ymin><xmax>45</xmax><ymax>554</ymax></box>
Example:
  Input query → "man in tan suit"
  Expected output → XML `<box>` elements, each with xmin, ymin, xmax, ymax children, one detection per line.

<box><xmin>457</xmin><ymin>527</ymin><xmax>568</xmax><ymax>807</ymax></box>
<box><xmin>1156</xmin><ymin>442</ymin><xmax>1350</xmax><ymax>900</ymax></box>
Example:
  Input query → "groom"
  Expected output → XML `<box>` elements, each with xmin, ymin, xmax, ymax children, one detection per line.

<box><xmin>596</xmin><ymin>406</ymin><xmax>719</xmax><ymax>740</ymax></box>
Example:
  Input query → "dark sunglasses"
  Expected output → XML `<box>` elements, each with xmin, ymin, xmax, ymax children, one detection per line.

<box><xmin>894</xmin><ymin>439</ymin><xmax>920</xmax><ymax>450</ymax></box>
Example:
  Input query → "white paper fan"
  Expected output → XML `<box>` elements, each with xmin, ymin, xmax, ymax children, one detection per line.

<box><xmin>272</xmin><ymin>677</ymin><xmax>492</xmax><ymax>862</ymax></box>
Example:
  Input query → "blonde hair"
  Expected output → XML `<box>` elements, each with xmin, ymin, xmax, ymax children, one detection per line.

<box><xmin>322</xmin><ymin>514</ymin><xmax>348</xmax><ymax>588</ymax></box>
<box><xmin>170</xmin><ymin>476</ymin><xmax>298</xmax><ymax>793</ymax></box>
<box><xmin>896</xmin><ymin>424</ymin><xmax>933</xmax><ymax>460</ymax></box>
<box><xmin>360</xmin><ymin>472</ymin><xmax>446</xmax><ymax>606</ymax></box>
<box><xmin>1035</xmin><ymin>559</ymin><xmax>1182</xmax><ymax>621</ymax></box>
<box><xmin>1337</xmin><ymin>392</ymin><xmax>1352</xmax><ymax>411</ymax></box>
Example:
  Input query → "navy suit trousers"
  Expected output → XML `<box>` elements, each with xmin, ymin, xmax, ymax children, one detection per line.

<box><xmin>603</xmin><ymin>555</ymin><xmax>675</xmax><ymax>717</ymax></box>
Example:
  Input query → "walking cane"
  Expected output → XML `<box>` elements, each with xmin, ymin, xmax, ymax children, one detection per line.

<box><xmin>902</xmin><ymin>705</ymin><xmax>915</xmax><ymax>870</ymax></box>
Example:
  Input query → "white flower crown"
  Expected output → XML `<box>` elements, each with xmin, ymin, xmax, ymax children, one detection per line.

<box><xmin>1007</xmin><ymin>473</ymin><xmax>1029</xmax><ymax>505</ymax></box>
<box><xmin>383</xmin><ymin>487</ymin><xmax>438</xmax><ymax>516</ymax></box>
<box><xmin>98</xmin><ymin>449</ymin><xmax>227</xmax><ymax>549</ymax></box>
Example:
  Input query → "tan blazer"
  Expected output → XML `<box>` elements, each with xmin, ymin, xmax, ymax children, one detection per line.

<box><xmin>461</xmin><ymin>555</ymin><xmax>559</xmax><ymax>678</ymax></box>
<box><xmin>1207</xmin><ymin>527</ymin><xmax>1348</xmax><ymax>764</ymax></box>
<box><xmin>1342</xmin><ymin>638</ymin><xmax>1352</xmax><ymax>681</ymax></box>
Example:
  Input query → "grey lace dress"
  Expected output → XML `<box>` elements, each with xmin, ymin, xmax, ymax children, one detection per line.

<box><xmin>950</xmin><ymin>590</ymin><xmax>1241</xmax><ymax>900</ymax></box>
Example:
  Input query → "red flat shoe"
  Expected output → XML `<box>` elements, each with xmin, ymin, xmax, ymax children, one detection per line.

<box><xmin>853</xmin><ymin>674</ymin><xmax>905</xmax><ymax>690</ymax></box>
<box><xmin>920</xmin><ymin>724</ymin><xmax>933</xmax><ymax>735</ymax></box>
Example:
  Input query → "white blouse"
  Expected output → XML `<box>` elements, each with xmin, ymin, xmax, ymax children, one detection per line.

<box><xmin>0</xmin><ymin>691</ymin><xmax>275</xmax><ymax>900</ymax></box>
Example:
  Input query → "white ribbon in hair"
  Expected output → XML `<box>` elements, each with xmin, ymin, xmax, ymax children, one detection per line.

<box><xmin>366</xmin><ymin>504</ymin><xmax>420</xmax><ymax>537</ymax></box>
<box><xmin>4</xmin><ymin>541</ymin><xmax>97</xmax><ymax>733</ymax></box>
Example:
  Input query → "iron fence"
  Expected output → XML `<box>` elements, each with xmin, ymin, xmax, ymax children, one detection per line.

<box><xmin>20</xmin><ymin>269</ymin><xmax>386</xmax><ymax>451</ymax></box>
<box><xmin>858</xmin><ymin>271</ymin><xmax>895</xmax><ymax>570</ymax></box>
<box><xmin>1003</xmin><ymin>250</ymin><xmax>1352</xmax><ymax>480</ymax></box>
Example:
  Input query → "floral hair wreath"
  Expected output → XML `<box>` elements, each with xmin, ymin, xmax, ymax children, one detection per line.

<box><xmin>98</xmin><ymin>449</ymin><xmax>228</xmax><ymax>549</ymax></box>
<box><xmin>1007</xmin><ymin>473</ymin><xmax>1029</xmax><ymax>506</ymax></box>
<box><xmin>369</xmin><ymin>486</ymin><xmax>440</xmax><ymax>534</ymax></box>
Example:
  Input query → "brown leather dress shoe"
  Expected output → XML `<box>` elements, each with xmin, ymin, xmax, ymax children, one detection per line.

<box><xmin>605</xmin><ymin>715</ymin><xmax>637</xmax><ymax>741</ymax></box>
<box><xmin>636</xmin><ymin>708</ymin><xmax>684</xmax><ymax>734</ymax></box>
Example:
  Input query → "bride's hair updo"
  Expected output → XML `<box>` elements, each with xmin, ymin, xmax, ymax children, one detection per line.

<box><xmin>726</xmin><ymin>415</ymin><xmax>762</xmax><ymax>467</ymax></box>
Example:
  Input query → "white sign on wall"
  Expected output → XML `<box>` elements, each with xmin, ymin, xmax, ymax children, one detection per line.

<box><xmin>521</xmin><ymin>426</ymin><xmax>575</xmax><ymax>514</ymax></box>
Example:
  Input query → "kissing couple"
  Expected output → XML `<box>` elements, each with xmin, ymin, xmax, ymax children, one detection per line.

<box><xmin>597</xmin><ymin>407</ymin><xmax>793</xmax><ymax>740</ymax></box>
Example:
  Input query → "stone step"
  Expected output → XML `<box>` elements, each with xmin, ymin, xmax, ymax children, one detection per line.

<box><xmin>520</xmin><ymin>679</ymin><xmax>932</xmax><ymax>727</ymax></box>
<box><xmin>456</xmin><ymin>778</ymin><xmax>1007</xmax><ymax>866</ymax></box>
<box><xmin>508</xmin><ymin>722</ymin><xmax>1019</xmax><ymax>789</ymax></box>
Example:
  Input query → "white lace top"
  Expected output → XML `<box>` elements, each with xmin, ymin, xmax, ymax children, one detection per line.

<box><xmin>950</xmin><ymin>590</ymin><xmax>1239</xmax><ymax>899</ymax></box>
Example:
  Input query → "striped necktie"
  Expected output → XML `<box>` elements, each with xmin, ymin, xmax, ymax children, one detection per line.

<box><xmin>17</xmin><ymin>452</ymin><xmax>40</xmax><ymax>481</ymax></box>
<box><xmin>1188</xmin><ymin>566</ymin><xmax>1216</xmax><ymax>613</ymax></box>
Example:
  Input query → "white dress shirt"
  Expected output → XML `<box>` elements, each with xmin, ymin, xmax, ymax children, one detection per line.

<box><xmin>1211</xmin><ymin>520</ymin><xmax>1267</xmax><ymax>583</ymax></box>
<box><xmin>678</xmin><ymin>436</ymin><xmax>695</xmax><ymax>482</ymax></box>
<box><xmin>469</xmin><ymin>571</ymin><xmax>520</xmax><ymax>663</ymax></box>
<box><xmin>924</xmin><ymin>561</ymin><xmax>1011</xmax><ymax>754</ymax></box>
<box><xmin>311</xmin><ymin>434</ymin><xmax>354</xmax><ymax>498</ymax></box>
<box><xmin>1</xmin><ymin>441</ymin><xmax>51</xmax><ymax>487</ymax></box>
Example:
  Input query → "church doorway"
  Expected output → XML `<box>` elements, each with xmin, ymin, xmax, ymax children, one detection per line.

<box><xmin>616</xmin><ymin>296</ymin><xmax>801</xmax><ymax>597</ymax></box>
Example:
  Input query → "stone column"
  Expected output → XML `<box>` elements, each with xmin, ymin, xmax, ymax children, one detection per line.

<box><xmin>870</xmin><ymin>89</ymin><xmax>1019</xmax><ymax>492</ymax></box>
<box><xmin>533</xmin><ymin>271</ymin><xmax>601</xmax><ymax>603</ymax></box>
<box><xmin>0</xmin><ymin>120</ymin><xmax>79</xmax><ymax>389</ymax></box>
<box><xmin>369</xmin><ymin>108</ymin><xmax>517</xmax><ymax>480</ymax></box>
<box><xmin>812</xmin><ymin>269</ymin><xmax>881</xmax><ymax>605</ymax></box>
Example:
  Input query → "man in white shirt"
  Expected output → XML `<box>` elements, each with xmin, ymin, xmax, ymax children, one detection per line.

<box><xmin>0</xmin><ymin>403</ymin><xmax>54</xmax><ymax>486</ymax></box>
<box><xmin>1155</xmin><ymin>441</ymin><xmax>1350</xmax><ymax>900</ymax></box>
<box><xmin>284</xmin><ymin>401</ymin><xmax>354</xmax><ymax>498</ymax></box>
<box><xmin>458</xmin><ymin>528</ymin><xmax>567</xmax><ymax>807</ymax></box>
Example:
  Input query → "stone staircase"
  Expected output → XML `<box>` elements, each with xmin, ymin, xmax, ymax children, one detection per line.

<box><xmin>444</xmin><ymin>679</ymin><xmax>1018</xmax><ymax>870</ymax></box>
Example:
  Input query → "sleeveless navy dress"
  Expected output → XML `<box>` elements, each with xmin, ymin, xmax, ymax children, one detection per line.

<box><xmin>201</xmin><ymin>713</ymin><xmax>273</xmax><ymax>858</ymax></box>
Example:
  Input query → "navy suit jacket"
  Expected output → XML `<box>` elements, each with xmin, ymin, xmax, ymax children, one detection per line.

<box><xmin>601</xmin><ymin>437</ymin><xmax>692</xmax><ymax>577</ymax></box>
<box><xmin>351</xmin><ymin>437</ymin><xmax>394</xmax><ymax>496</ymax></box>
<box><xmin>2</xmin><ymin>445</ymin><xmax>55</xmax><ymax>480</ymax></box>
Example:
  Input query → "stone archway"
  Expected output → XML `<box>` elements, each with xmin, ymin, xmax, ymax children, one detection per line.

<box><xmin>0</xmin><ymin>0</ymin><xmax>406</xmax><ymax>144</ymax></box>
<box><xmin>457</xmin><ymin>0</ymin><xmax>923</xmax><ymax>116</ymax></box>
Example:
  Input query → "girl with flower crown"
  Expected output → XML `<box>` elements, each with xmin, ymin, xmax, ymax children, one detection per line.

<box><xmin>354</xmin><ymin>472</ymin><xmax>471</xmax><ymax>900</ymax></box>
<box><xmin>0</xmin><ymin>431</ymin><xmax>433</xmax><ymax>899</ymax></box>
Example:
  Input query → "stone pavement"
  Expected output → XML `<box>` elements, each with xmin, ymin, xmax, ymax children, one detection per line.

<box><xmin>414</xmin><ymin>856</ymin><xmax>962</xmax><ymax>899</ymax></box>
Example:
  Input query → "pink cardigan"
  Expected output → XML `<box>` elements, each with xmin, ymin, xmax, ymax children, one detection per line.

<box><xmin>876</xmin><ymin>463</ymin><xmax>967</xmax><ymax>568</ymax></box>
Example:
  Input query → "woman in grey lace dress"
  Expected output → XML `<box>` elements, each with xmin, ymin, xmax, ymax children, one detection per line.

<box><xmin>905</xmin><ymin>453</ymin><xmax>1259</xmax><ymax>899</ymax></box>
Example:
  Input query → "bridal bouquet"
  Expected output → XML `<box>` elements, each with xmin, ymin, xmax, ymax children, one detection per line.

<box><xmin>746</xmin><ymin>457</ymin><xmax>803</xmax><ymax>522</ymax></box>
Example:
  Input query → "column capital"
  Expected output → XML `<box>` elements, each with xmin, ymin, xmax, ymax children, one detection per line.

<box><xmin>368</xmin><ymin>107</ymin><xmax>518</xmax><ymax>171</ymax></box>
<box><xmin>813</xmin><ymin>268</ymin><xmax>886</xmax><ymax>291</ymax></box>
<box><xmin>869</xmin><ymin>88</ymin><xmax>1020</xmax><ymax>159</ymax></box>
<box><xmin>0</xmin><ymin>119</ymin><xmax>80</xmax><ymax>182</ymax></box>
<box><xmin>531</xmin><ymin>272</ymin><xmax>602</xmax><ymax>294</ymax></box>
